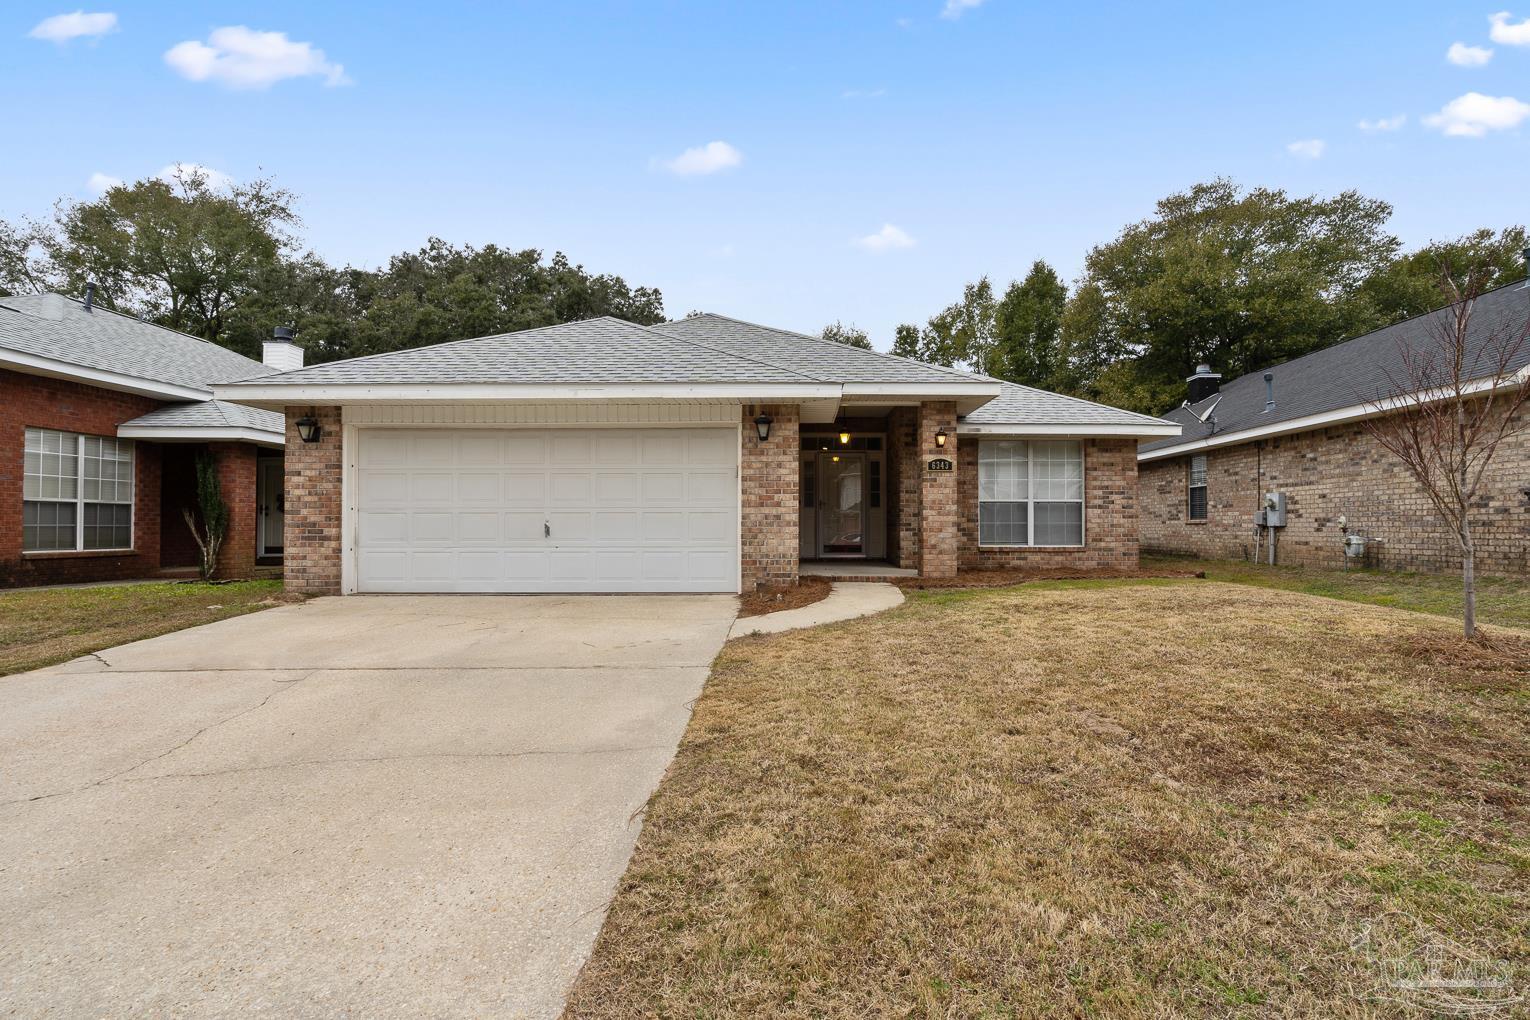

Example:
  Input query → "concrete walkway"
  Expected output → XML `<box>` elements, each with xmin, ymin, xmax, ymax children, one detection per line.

<box><xmin>729</xmin><ymin>581</ymin><xmax>905</xmax><ymax>638</ymax></box>
<box><xmin>0</xmin><ymin>594</ymin><xmax>736</xmax><ymax>1019</ymax></box>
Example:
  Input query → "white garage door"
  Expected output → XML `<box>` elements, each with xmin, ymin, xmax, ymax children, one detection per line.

<box><xmin>355</xmin><ymin>428</ymin><xmax>739</xmax><ymax>593</ymax></box>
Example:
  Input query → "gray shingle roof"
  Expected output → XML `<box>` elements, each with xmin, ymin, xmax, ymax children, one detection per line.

<box><xmin>0</xmin><ymin>292</ymin><xmax>274</xmax><ymax>393</ymax></box>
<box><xmin>651</xmin><ymin>313</ymin><xmax>994</xmax><ymax>384</ymax></box>
<box><xmin>229</xmin><ymin>316</ymin><xmax>822</xmax><ymax>386</ymax></box>
<box><xmin>961</xmin><ymin>381</ymin><xmax>1178</xmax><ymax>428</ymax></box>
<box><xmin>120</xmin><ymin>400</ymin><xmax>284</xmax><ymax>434</ymax></box>
<box><xmin>1141</xmin><ymin>279</ymin><xmax>1530</xmax><ymax>454</ymax></box>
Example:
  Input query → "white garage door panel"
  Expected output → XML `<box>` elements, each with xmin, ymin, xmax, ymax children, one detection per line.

<box><xmin>355</xmin><ymin>427</ymin><xmax>738</xmax><ymax>593</ymax></box>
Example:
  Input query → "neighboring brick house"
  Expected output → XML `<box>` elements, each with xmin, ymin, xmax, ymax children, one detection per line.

<box><xmin>1</xmin><ymin>291</ymin><xmax>292</xmax><ymax>588</ymax></box>
<box><xmin>1139</xmin><ymin>279</ymin><xmax>1530</xmax><ymax>576</ymax></box>
<box><xmin>213</xmin><ymin>313</ymin><xmax>1179</xmax><ymax>595</ymax></box>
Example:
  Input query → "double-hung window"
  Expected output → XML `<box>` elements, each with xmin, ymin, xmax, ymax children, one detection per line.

<box><xmin>977</xmin><ymin>440</ymin><xmax>1084</xmax><ymax>547</ymax></box>
<box><xmin>1187</xmin><ymin>454</ymin><xmax>1208</xmax><ymax>521</ymax></box>
<box><xmin>23</xmin><ymin>428</ymin><xmax>134</xmax><ymax>552</ymax></box>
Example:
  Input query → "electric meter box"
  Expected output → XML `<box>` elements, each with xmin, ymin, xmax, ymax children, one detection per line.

<box><xmin>1263</xmin><ymin>492</ymin><xmax>1287</xmax><ymax>528</ymax></box>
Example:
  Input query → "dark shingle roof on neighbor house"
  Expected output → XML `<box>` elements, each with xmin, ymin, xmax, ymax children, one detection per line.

<box><xmin>218</xmin><ymin>310</ymin><xmax>1177</xmax><ymax>432</ymax></box>
<box><xmin>1140</xmin><ymin>278</ymin><xmax>1530</xmax><ymax>458</ymax></box>
<box><xmin>0</xmin><ymin>292</ymin><xmax>275</xmax><ymax>394</ymax></box>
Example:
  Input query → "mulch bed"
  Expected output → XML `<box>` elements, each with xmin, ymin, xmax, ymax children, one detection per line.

<box><xmin>894</xmin><ymin>567</ymin><xmax>1203</xmax><ymax>591</ymax></box>
<box><xmin>737</xmin><ymin>576</ymin><xmax>833</xmax><ymax>618</ymax></box>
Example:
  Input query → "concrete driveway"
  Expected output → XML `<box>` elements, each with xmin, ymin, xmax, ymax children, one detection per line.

<box><xmin>0</xmin><ymin>594</ymin><xmax>736</xmax><ymax>1019</ymax></box>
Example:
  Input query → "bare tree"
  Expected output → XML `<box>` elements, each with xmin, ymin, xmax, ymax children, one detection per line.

<box><xmin>1361</xmin><ymin>269</ymin><xmax>1530</xmax><ymax>638</ymax></box>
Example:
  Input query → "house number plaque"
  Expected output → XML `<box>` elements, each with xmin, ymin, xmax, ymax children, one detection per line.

<box><xmin>927</xmin><ymin>458</ymin><xmax>954</xmax><ymax>472</ymax></box>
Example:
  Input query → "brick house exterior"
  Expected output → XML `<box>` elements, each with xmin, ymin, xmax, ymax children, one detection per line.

<box><xmin>0</xmin><ymin>293</ymin><xmax>289</xmax><ymax>588</ymax></box>
<box><xmin>1140</xmin><ymin>409</ymin><xmax>1530</xmax><ymax>575</ymax></box>
<box><xmin>1138</xmin><ymin>279</ymin><xmax>1530</xmax><ymax>577</ymax></box>
<box><xmin>220</xmin><ymin>314</ymin><xmax>1177</xmax><ymax>596</ymax></box>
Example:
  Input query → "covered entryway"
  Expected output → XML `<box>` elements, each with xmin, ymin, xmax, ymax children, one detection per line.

<box><xmin>354</xmin><ymin>427</ymin><xmax>739</xmax><ymax>593</ymax></box>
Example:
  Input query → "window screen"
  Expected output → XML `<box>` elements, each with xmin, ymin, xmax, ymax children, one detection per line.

<box><xmin>1188</xmin><ymin>454</ymin><xmax>1208</xmax><ymax>521</ymax></box>
<box><xmin>978</xmin><ymin>440</ymin><xmax>1083</xmax><ymax>547</ymax></box>
<box><xmin>23</xmin><ymin>428</ymin><xmax>134</xmax><ymax>552</ymax></box>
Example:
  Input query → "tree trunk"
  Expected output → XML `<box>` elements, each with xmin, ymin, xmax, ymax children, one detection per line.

<box><xmin>1461</xmin><ymin>526</ymin><xmax>1477</xmax><ymax>640</ymax></box>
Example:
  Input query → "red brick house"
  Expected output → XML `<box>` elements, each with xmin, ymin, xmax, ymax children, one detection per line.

<box><xmin>1</xmin><ymin>291</ymin><xmax>289</xmax><ymax>588</ymax></box>
<box><xmin>1138</xmin><ymin>279</ymin><xmax>1530</xmax><ymax>575</ymax></box>
<box><xmin>212</xmin><ymin>313</ymin><xmax>1179</xmax><ymax>595</ymax></box>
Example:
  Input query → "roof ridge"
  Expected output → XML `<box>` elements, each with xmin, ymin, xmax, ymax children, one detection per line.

<box><xmin>671</xmin><ymin>312</ymin><xmax>999</xmax><ymax>384</ymax></box>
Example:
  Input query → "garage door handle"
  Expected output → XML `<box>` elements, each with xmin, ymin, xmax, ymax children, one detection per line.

<box><xmin>544</xmin><ymin>521</ymin><xmax>550</xmax><ymax>538</ymax></box>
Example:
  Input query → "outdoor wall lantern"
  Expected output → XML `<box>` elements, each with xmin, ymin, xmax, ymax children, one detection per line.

<box><xmin>753</xmin><ymin>414</ymin><xmax>773</xmax><ymax>442</ymax></box>
<box><xmin>295</xmin><ymin>414</ymin><xmax>323</xmax><ymax>444</ymax></box>
<box><xmin>934</xmin><ymin>427</ymin><xmax>948</xmax><ymax>449</ymax></box>
<box><xmin>839</xmin><ymin>431</ymin><xmax>851</xmax><ymax>445</ymax></box>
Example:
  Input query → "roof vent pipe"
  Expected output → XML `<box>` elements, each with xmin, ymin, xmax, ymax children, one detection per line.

<box><xmin>1263</xmin><ymin>372</ymin><xmax>1275</xmax><ymax>413</ymax></box>
<box><xmin>83</xmin><ymin>282</ymin><xmax>95</xmax><ymax>312</ymax></box>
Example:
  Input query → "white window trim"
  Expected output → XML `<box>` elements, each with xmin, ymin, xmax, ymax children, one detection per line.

<box><xmin>1187</xmin><ymin>454</ymin><xmax>1208</xmax><ymax>522</ymax></box>
<box><xmin>23</xmin><ymin>428</ymin><xmax>136</xmax><ymax>554</ymax></box>
<box><xmin>976</xmin><ymin>439</ymin><xmax>1087</xmax><ymax>549</ymax></box>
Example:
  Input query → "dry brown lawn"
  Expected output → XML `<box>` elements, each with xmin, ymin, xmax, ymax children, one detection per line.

<box><xmin>565</xmin><ymin>580</ymin><xmax>1529</xmax><ymax>1018</ymax></box>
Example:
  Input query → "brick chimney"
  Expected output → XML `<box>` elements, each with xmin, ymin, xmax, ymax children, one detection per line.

<box><xmin>1186</xmin><ymin>363</ymin><xmax>1221</xmax><ymax>404</ymax></box>
<box><xmin>262</xmin><ymin>325</ymin><xmax>304</xmax><ymax>372</ymax></box>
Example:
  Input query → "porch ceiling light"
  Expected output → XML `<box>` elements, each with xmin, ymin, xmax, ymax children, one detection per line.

<box><xmin>934</xmin><ymin>427</ymin><xmax>948</xmax><ymax>449</ymax></box>
<box><xmin>839</xmin><ymin>431</ymin><xmax>851</xmax><ymax>445</ymax></box>
<box><xmin>753</xmin><ymin>414</ymin><xmax>773</xmax><ymax>442</ymax></box>
<box><xmin>295</xmin><ymin>414</ymin><xmax>322</xmax><ymax>444</ymax></box>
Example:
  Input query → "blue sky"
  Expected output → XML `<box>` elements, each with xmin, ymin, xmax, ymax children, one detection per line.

<box><xmin>5</xmin><ymin>2</ymin><xmax>1528</xmax><ymax>349</ymax></box>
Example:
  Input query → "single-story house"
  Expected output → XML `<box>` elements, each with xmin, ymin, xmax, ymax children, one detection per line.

<box><xmin>213</xmin><ymin>313</ymin><xmax>1180</xmax><ymax>595</ymax></box>
<box><xmin>1</xmin><ymin>290</ymin><xmax>291</xmax><ymax>587</ymax></box>
<box><xmin>1138</xmin><ymin>278</ymin><xmax>1530</xmax><ymax>575</ymax></box>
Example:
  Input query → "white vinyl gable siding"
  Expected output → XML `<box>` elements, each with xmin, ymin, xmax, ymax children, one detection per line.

<box><xmin>977</xmin><ymin>439</ymin><xmax>1084</xmax><ymax>548</ymax></box>
<box><xmin>23</xmin><ymin>427</ymin><xmax>134</xmax><ymax>552</ymax></box>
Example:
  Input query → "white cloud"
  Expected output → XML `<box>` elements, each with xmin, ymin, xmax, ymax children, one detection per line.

<box><xmin>1286</xmin><ymin>138</ymin><xmax>1326</xmax><ymax>159</ymax></box>
<box><xmin>659</xmin><ymin>141</ymin><xmax>743</xmax><ymax>176</ymax></box>
<box><xmin>1447</xmin><ymin>41</ymin><xmax>1494</xmax><ymax>66</ymax></box>
<box><xmin>86</xmin><ymin>172</ymin><xmax>122</xmax><ymax>194</ymax></box>
<box><xmin>157</xmin><ymin>162</ymin><xmax>235</xmax><ymax>190</ymax></box>
<box><xmin>941</xmin><ymin>0</ymin><xmax>984</xmax><ymax>18</ymax></box>
<box><xmin>1489</xmin><ymin>10</ymin><xmax>1530</xmax><ymax>45</ymax></box>
<box><xmin>854</xmin><ymin>223</ymin><xmax>916</xmax><ymax>252</ymax></box>
<box><xmin>29</xmin><ymin>11</ymin><xmax>117</xmax><ymax>43</ymax></box>
<box><xmin>1423</xmin><ymin>91</ymin><xmax>1530</xmax><ymax>136</ymax></box>
<box><xmin>841</xmin><ymin>87</ymin><xmax>887</xmax><ymax>99</ymax></box>
<box><xmin>1357</xmin><ymin>114</ymin><xmax>1406</xmax><ymax>132</ymax></box>
<box><xmin>164</xmin><ymin>26</ymin><xmax>350</xmax><ymax>90</ymax></box>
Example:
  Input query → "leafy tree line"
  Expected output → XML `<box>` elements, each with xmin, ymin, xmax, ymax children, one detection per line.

<box><xmin>0</xmin><ymin>168</ymin><xmax>664</xmax><ymax>363</ymax></box>
<box><xmin>887</xmin><ymin>179</ymin><xmax>1526</xmax><ymax>414</ymax></box>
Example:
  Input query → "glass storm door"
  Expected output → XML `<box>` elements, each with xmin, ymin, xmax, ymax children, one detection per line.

<box><xmin>817</xmin><ymin>453</ymin><xmax>865</xmax><ymax>557</ymax></box>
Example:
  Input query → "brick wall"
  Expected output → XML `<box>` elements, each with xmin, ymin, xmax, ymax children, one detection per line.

<box><xmin>887</xmin><ymin>406</ymin><xmax>919</xmax><ymax>569</ymax></box>
<box><xmin>284</xmin><ymin>407</ymin><xmax>344</xmax><ymax>595</ymax></box>
<box><xmin>918</xmin><ymin>401</ymin><xmax>959</xmax><ymax>577</ymax></box>
<box><xmin>0</xmin><ymin>368</ymin><xmax>164</xmax><ymax>587</ymax></box>
<box><xmin>208</xmin><ymin>442</ymin><xmax>259</xmax><ymax>579</ymax></box>
<box><xmin>740</xmin><ymin>403</ymin><xmax>799</xmax><ymax>590</ymax></box>
<box><xmin>957</xmin><ymin>437</ymin><xmax>1140</xmax><ymax>571</ymax></box>
<box><xmin>1139</xmin><ymin>407</ymin><xmax>1530</xmax><ymax>575</ymax></box>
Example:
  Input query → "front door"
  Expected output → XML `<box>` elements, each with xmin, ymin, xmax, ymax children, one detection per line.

<box><xmin>816</xmin><ymin>452</ymin><xmax>865</xmax><ymax>557</ymax></box>
<box><xmin>257</xmin><ymin>458</ymin><xmax>285</xmax><ymax>558</ymax></box>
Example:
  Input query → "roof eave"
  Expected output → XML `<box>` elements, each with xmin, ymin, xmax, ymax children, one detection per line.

<box><xmin>210</xmin><ymin>381</ymin><xmax>845</xmax><ymax>408</ymax></box>
<box><xmin>1</xmin><ymin>348</ymin><xmax>212</xmax><ymax>402</ymax></box>
<box><xmin>116</xmin><ymin>424</ymin><xmax>285</xmax><ymax>448</ymax></box>
<box><xmin>961</xmin><ymin>422</ymin><xmax>1183</xmax><ymax>438</ymax></box>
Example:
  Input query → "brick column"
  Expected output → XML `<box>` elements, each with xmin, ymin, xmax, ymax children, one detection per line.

<box><xmin>208</xmin><ymin>442</ymin><xmax>258</xmax><ymax>579</ymax></box>
<box><xmin>284</xmin><ymin>407</ymin><xmax>343</xmax><ymax>595</ymax></box>
<box><xmin>740</xmin><ymin>403</ymin><xmax>799</xmax><ymax>590</ymax></box>
<box><xmin>918</xmin><ymin>401</ymin><xmax>958</xmax><ymax>578</ymax></box>
<box><xmin>887</xmin><ymin>406</ymin><xmax>920</xmax><ymax>570</ymax></box>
